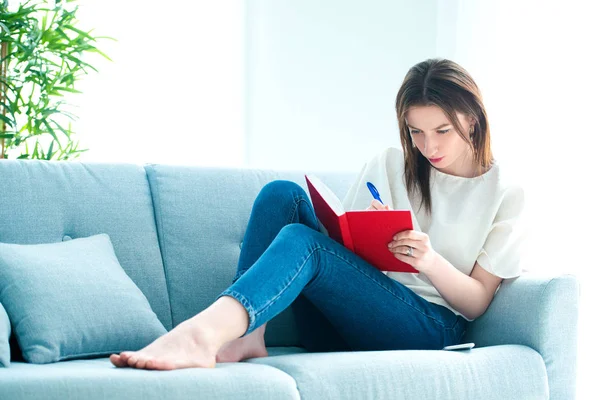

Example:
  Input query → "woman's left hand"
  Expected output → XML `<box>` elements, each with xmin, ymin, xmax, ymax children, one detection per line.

<box><xmin>388</xmin><ymin>230</ymin><xmax>440</xmax><ymax>275</ymax></box>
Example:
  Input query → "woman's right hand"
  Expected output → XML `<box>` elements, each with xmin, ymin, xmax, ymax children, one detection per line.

<box><xmin>365</xmin><ymin>199</ymin><xmax>393</xmax><ymax>211</ymax></box>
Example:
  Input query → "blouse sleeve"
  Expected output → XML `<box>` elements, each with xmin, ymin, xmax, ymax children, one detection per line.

<box><xmin>476</xmin><ymin>184</ymin><xmax>527</xmax><ymax>279</ymax></box>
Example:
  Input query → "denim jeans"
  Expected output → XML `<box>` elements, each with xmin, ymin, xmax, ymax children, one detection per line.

<box><xmin>215</xmin><ymin>180</ymin><xmax>468</xmax><ymax>352</ymax></box>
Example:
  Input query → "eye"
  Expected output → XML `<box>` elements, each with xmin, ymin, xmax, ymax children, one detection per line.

<box><xmin>438</xmin><ymin>129</ymin><xmax>450</xmax><ymax>134</ymax></box>
<box><xmin>409</xmin><ymin>130</ymin><xmax>420</xmax><ymax>135</ymax></box>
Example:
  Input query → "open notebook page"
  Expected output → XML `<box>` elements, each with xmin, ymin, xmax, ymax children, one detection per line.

<box><xmin>305</xmin><ymin>174</ymin><xmax>345</xmax><ymax>216</ymax></box>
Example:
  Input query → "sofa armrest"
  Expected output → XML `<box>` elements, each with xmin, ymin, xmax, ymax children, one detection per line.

<box><xmin>463</xmin><ymin>272</ymin><xmax>580</xmax><ymax>400</ymax></box>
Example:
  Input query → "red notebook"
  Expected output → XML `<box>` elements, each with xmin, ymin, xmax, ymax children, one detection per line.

<box><xmin>305</xmin><ymin>174</ymin><xmax>418</xmax><ymax>273</ymax></box>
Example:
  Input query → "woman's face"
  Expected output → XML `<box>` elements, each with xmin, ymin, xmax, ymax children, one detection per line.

<box><xmin>405</xmin><ymin>105</ymin><xmax>476</xmax><ymax>177</ymax></box>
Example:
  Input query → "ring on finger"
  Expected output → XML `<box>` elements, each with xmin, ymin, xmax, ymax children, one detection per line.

<box><xmin>405</xmin><ymin>246</ymin><xmax>414</xmax><ymax>257</ymax></box>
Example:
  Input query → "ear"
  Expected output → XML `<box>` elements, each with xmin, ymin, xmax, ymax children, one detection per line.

<box><xmin>468</xmin><ymin>115</ymin><xmax>476</xmax><ymax>127</ymax></box>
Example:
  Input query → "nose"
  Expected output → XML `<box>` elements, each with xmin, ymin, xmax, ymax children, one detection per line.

<box><xmin>423</xmin><ymin>137</ymin><xmax>438</xmax><ymax>157</ymax></box>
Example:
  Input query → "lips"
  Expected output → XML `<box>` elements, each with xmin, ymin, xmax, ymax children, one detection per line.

<box><xmin>429</xmin><ymin>157</ymin><xmax>444</xmax><ymax>163</ymax></box>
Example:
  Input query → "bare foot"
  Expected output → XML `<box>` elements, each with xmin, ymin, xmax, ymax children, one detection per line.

<box><xmin>109</xmin><ymin>318</ymin><xmax>221</xmax><ymax>370</ymax></box>
<box><xmin>216</xmin><ymin>324</ymin><xmax>269</xmax><ymax>363</ymax></box>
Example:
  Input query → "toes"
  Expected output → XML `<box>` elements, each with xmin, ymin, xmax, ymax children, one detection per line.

<box><xmin>135</xmin><ymin>357</ymin><xmax>149</xmax><ymax>369</ymax></box>
<box><xmin>126</xmin><ymin>354</ymin><xmax>140</xmax><ymax>367</ymax></box>
<box><xmin>120</xmin><ymin>351</ymin><xmax>134</xmax><ymax>362</ymax></box>
<box><xmin>110</xmin><ymin>354</ymin><xmax>126</xmax><ymax>368</ymax></box>
<box><xmin>145</xmin><ymin>358</ymin><xmax>156</xmax><ymax>370</ymax></box>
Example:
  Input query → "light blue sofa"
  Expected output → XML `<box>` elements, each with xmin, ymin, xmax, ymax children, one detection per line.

<box><xmin>0</xmin><ymin>160</ymin><xmax>579</xmax><ymax>400</ymax></box>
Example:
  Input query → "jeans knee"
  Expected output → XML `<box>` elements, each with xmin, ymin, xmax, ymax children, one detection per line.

<box><xmin>258</xmin><ymin>180</ymin><xmax>305</xmax><ymax>203</ymax></box>
<box><xmin>279</xmin><ymin>223</ymin><xmax>320</xmax><ymax>243</ymax></box>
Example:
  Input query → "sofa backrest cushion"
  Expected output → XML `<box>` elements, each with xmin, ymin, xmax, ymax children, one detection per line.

<box><xmin>0</xmin><ymin>160</ymin><xmax>173</xmax><ymax>331</ymax></box>
<box><xmin>145</xmin><ymin>164</ymin><xmax>354</xmax><ymax>346</ymax></box>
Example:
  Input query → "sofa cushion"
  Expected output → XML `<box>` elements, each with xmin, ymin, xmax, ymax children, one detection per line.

<box><xmin>0</xmin><ymin>234</ymin><xmax>167</xmax><ymax>364</ymax></box>
<box><xmin>0</xmin><ymin>160</ymin><xmax>172</xmax><ymax>332</ymax></box>
<box><xmin>0</xmin><ymin>357</ymin><xmax>300</xmax><ymax>400</ymax></box>
<box><xmin>0</xmin><ymin>303</ymin><xmax>10</xmax><ymax>367</ymax></box>
<box><xmin>248</xmin><ymin>344</ymin><xmax>548</xmax><ymax>399</ymax></box>
<box><xmin>144</xmin><ymin>165</ymin><xmax>354</xmax><ymax>346</ymax></box>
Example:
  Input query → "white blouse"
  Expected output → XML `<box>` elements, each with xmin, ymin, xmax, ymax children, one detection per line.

<box><xmin>341</xmin><ymin>147</ymin><xmax>527</xmax><ymax>321</ymax></box>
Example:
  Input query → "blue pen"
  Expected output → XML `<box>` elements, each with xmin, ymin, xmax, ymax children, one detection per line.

<box><xmin>366</xmin><ymin>182</ymin><xmax>384</xmax><ymax>205</ymax></box>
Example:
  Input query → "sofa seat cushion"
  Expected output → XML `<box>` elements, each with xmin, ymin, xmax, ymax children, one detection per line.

<box><xmin>0</xmin><ymin>357</ymin><xmax>300</xmax><ymax>400</ymax></box>
<box><xmin>248</xmin><ymin>345</ymin><xmax>548</xmax><ymax>399</ymax></box>
<box><xmin>264</xmin><ymin>346</ymin><xmax>308</xmax><ymax>357</ymax></box>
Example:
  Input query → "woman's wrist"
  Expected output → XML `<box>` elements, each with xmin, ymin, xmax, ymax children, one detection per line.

<box><xmin>421</xmin><ymin>252</ymin><xmax>446</xmax><ymax>278</ymax></box>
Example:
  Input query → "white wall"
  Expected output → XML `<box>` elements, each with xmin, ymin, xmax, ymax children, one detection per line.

<box><xmin>436</xmin><ymin>2</ymin><xmax>600</xmax><ymax>398</ymax></box>
<box><xmin>73</xmin><ymin>0</ymin><xmax>245</xmax><ymax>167</ymax></box>
<box><xmin>71</xmin><ymin>0</ymin><xmax>439</xmax><ymax>172</ymax></box>
<box><xmin>244</xmin><ymin>0</ymin><xmax>438</xmax><ymax>172</ymax></box>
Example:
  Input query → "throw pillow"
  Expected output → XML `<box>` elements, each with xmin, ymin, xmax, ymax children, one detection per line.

<box><xmin>0</xmin><ymin>233</ymin><xmax>167</xmax><ymax>364</ymax></box>
<box><xmin>0</xmin><ymin>303</ymin><xmax>10</xmax><ymax>367</ymax></box>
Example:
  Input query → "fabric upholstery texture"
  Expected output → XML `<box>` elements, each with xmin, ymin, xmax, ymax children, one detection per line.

<box><xmin>0</xmin><ymin>160</ymin><xmax>172</xmax><ymax>331</ymax></box>
<box><xmin>0</xmin><ymin>303</ymin><xmax>10</xmax><ymax>367</ymax></box>
<box><xmin>0</xmin><ymin>357</ymin><xmax>300</xmax><ymax>400</ymax></box>
<box><xmin>249</xmin><ymin>344</ymin><xmax>548</xmax><ymax>399</ymax></box>
<box><xmin>0</xmin><ymin>234</ymin><xmax>167</xmax><ymax>364</ymax></box>
<box><xmin>0</xmin><ymin>160</ymin><xmax>579</xmax><ymax>399</ymax></box>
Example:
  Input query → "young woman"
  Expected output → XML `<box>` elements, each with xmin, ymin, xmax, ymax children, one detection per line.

<box><xmin>110</xmin><ymin>58</ymin><xmax>526</xmax><ymax>370</ymax></box>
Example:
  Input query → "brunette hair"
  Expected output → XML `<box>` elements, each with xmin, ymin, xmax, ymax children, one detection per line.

<box><xmin>395</xmin><ymin>58</ymin><xmax>493</xmax><ymax>215</ymax></box>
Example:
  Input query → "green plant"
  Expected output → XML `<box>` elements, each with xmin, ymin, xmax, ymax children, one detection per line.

<box><xmin>0</xmin><ymin>0</ymin><xmax>111</xmax><ymax>160</ymax></box>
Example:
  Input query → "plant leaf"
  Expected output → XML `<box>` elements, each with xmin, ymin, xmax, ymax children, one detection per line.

<box><xmin>0</xmin><ymin>114</ymin><xmax>14</xmax><ymax>126</ymax></box>
<box><xmin>62</xmin><ymin>24</ymin><xmax>95</xmax><ymax>41</ymax></box>
<box><xmin>2</xmin><ymin>0</ymin><xmax>111</xmax><ymax>161</ymax></box>
<box><xmin>46</xmin><ymin>139</ymin><xmax>54</xmax><ymax>160</ymax></box>
<box><xmin>52</xmin><ymin>86</ymin><xmax>82</xmax><ymax>94</ymax></box>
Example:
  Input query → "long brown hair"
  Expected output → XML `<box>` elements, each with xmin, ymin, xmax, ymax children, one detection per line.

<box><xmin>395</xmin><ymin>58</ymin><xmax>493</xmax><ymax>215</ymax></box>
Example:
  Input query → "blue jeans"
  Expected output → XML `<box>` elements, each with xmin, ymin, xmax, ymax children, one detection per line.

<box><xmin>215</xmin><ymin>180</ymin><xmax>468</xmax><ymax>352</ymax></box>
